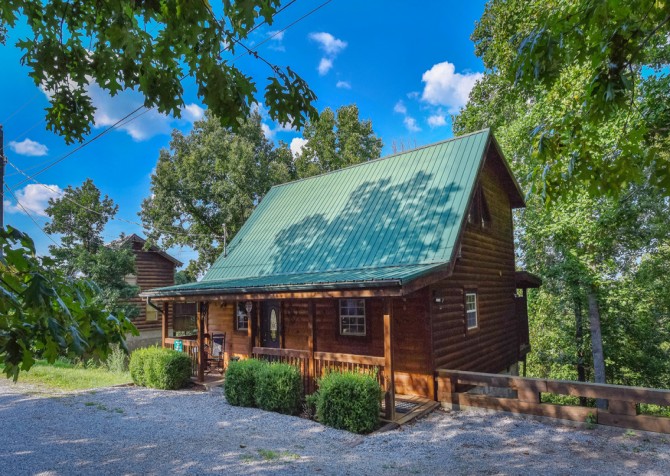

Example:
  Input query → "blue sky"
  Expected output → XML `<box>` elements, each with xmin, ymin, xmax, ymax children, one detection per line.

<box><xmin>1</xmin><ymin>0</ymin><xmax>487</xmax><ymax>264</ymax></box>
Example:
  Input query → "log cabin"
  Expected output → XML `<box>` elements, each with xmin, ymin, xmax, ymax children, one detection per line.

<box><xmin>141</xmin><ymin>129</ymin><xmax>540</xmax><ymax>412</ymax></box>
<box><xmin>117</xmin><ymin>234</ymin><xmax>183</xmax><ymax>349</ymax></box>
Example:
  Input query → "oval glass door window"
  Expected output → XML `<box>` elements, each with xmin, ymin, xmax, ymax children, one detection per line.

<box><xmin>270</xmin><ymin>309</ymin><xmax>278</xmax><ymax>340</ymax></box>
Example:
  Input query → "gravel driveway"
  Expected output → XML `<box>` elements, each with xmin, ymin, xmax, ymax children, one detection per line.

<box><xmin>1</xmin><ymin>379</ymin><xmax>668</xmax><ymax>475</ymax></box>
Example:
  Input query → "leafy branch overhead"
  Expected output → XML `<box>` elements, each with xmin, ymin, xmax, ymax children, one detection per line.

<box><xmin>0</xmin><ymin>0</ymin><xmax>318</xmax><ymax>143</ymax></box>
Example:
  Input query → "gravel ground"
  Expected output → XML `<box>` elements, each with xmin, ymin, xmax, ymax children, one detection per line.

<box><xmin>1</xmin><ymin>379</ymin><xmax>669</xmax><ymax>475</ymax></box>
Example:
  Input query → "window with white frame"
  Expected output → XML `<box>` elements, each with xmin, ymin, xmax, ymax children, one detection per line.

<box><xmin>236</xmin><ymin>302</ymin><xmax>250</xmax><ymax>331</ymax></box>
<box><xmin>465</xmin><ymin>292</ymin><xmax>478</xmax><ymax>329</ymax></box>
<box><xmin>339</xmin><ymin>299</ymin><xmax>366</xmax><ymax>336</ymax></box>
<box><xmin>145</xmin><ymin>302</ymin><xmax>159</xmax><ymax>321</ymax></box>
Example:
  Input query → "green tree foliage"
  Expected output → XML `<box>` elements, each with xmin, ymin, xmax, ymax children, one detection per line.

<box><xmin>0</xmin><ymin>0</ymin><xmax>317</xmax><ymax>143</ymax></box>
<box><xmin>295</xmin><ymin>105</ymin><xmax>383</xmax><ymax>178</ymax></box>
<box><xmin>456</xmin><ymin>0</ymin><xmax>670</xmax><ymax>390</ymax></box>
<box><xmin>140</xmin><ymin>111</ymin><xmax>293</xmax><ymax>276</ymax></box>
<box><xmin>44</xmin><ymin>179</ymin><xmax>139</xmax><ymax>319</ymax></box>
<box><xmin>464</xmin><ymin>0</ymin><xmax>670</xmax><ymax>198</ymax></box>
<box><xmin>0</xmin><ymin>227</ymin><xmax>136</xmax><ymax>380</ymax></box>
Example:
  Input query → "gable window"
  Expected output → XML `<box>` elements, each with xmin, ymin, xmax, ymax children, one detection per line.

<box><xmin>468</xmin><ymin>186</ymin><xmax>491</xmax><ymax>229</ymax></box>
<box><xmin>465</xmin><ymin>292</ymin><xmax>478</xmax><ymax>329</ymax></box>
<box><xmin>339</xmin><ymin>299</ymin><xmax>366</xmax><ymax>336</ymax></box>
<box><xmin>236</xmin><ymin>302</ymin><xmax>251</xmax><ymax>331</ymax></box>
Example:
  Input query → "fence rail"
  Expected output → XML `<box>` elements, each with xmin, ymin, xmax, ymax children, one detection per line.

<box><xmin>436</xmin><ymin>369</ymin><xmax>670</xmax><ymax>434</ymax></box>
<box><xmin>314</xmin><ymin>351</ymin><xmax>386</xmax><ymax>390</ymax></box>
<box><xmin>252</xmin><ymin>347</ymin><xmax>311</xmax><ymax>392</ymax></box>
<box><xmin>165</xmin><ymin>337</ymin><xmax>199</xmax><ymax>377</ymax></box>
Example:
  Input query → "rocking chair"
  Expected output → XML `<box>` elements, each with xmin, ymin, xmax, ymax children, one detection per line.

<box><xmin>204</xmin><ymin>333</ymin><xmax>226</xmax><ymax>375</ymax></box>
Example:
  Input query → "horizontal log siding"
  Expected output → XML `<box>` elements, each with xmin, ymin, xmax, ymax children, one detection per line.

<box><xmin>207</xmin><ymin>302</ymin><xmax>248</xmax><ymax>359</ymax></box>
<box><xmin>126</xmin><ymin>245</ymin><xmax>177</xmax><ymax>331</ymax></box>
<box><xmin>430</xmin><ymin>153</ymin><xmax>518</xmax><ymax>373</ymax></box>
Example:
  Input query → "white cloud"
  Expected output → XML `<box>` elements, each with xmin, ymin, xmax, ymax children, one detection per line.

<box><xmin>267</xmin><ymin>30</ymin><xmax>285</xmax><ymax>51</ymax></box>
<box><xmin>261</xmin><ymin>123</ymin><xmax>274</xmax><ymax>139</ymax></box>
<box><xmin>393</xmin><ymin>100</ymin><xmax>407</xmax><ymax>115</ymax></box>
<box><xmin>427</xmin><ymin>114</ymin><xmax>447</xmax><ymax>128</ymax></box>
<box><xmin>4</xmin><ymin>184</ymin><xmax>63</xmax><ymax>217</ymax></box>
<box><xmin>404</xmin><ymin>116</ymin><xmax>421</xmax><ymax>132</ymax></box>
<box><xmin>318</xmin><ymin>58</ymin><xmax>334</xmax><ymax>76</ymax></box>
<box><xmin>407</xmin><ymin>91</ymin><xmax>420</xmax><ymax>99</ymax></box>
<box><xmin>309</xmin><ymin>32</ymin><xmax>347</xmax><ymax>55</ymax></box>
<box><xmin>41</xmin><ymin>78</ymin><xmax>204</xmax><ymax>141</ymax></box>
<box><xmin>309</xmin><ymin>32</ymin><xmax>347</xmax><ymax>76</ymax></box>
<box><xmin>290</xmin><ymin>137</ymin><xmax>308</xmax><ymax>158</ymax></box>
<box><xmin>336</xmin><ymin>80</ymin><xmax>351</xmax><ymax>89</ymax></box>
<box><xmin>9</xmin><ymin>138</ymin><xmax>48</xmax><ymax>157</ymax></box>
<box><xmin>421</xmin><ymin>61</ymin><xmax>482</xmax><ymax>113</ymax></box>
<box><xmin>182</xmin><ymin>104</ymin><xmax>205</xmax><ymax>122</ymax></box>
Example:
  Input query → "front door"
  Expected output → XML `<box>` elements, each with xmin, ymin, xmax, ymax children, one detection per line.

<box><xmin>260</xmin><ymin>301</ymin><xmax>281</xmax><ymax>348</ymax></box>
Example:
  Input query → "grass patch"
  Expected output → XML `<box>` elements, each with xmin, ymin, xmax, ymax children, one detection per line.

<box><xmin>7</xmin><ymin>360</ymin><xmax>131</xmax><ymax>391</ymax></box>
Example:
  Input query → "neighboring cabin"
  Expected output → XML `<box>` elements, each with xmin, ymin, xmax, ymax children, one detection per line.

<box><xmin>117</xmin><ymin>234</ymin><xmax>184</xmax><ymax>349</ymax></box>
<box><xmin>141</xmin><ymin>129</ymin><xmax>540</xmax><ymax>410</ymax></box>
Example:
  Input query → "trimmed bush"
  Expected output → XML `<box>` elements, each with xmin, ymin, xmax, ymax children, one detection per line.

<box><xmin>224</xmin><ymin>358</ymin><xmax>266</xmax><ymax>407</ymax></box>
<box><xmin>315</xmin><ymin>371</ymin><xmax>382</xmax><ymax>434</ymax></box>
<box><xmin>129</xmin><ymin>347</ymin><xmax>191</xmax><ymax>390</ymax></box>
<box><xmin>255</xmin><ymin>363</ymin><xmax>303</xmax><ymax>415</ymax></box>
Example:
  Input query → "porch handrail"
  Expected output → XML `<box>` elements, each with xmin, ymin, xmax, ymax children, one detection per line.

<box><xmin>252</xmin><ymin>347</ymin><xmax>310</xmax><ymax>359</ymax></box>
<box><xmin>314</xmin><ymin>351</ymin><xmax>385</xmax><ymax>367</ymax></box>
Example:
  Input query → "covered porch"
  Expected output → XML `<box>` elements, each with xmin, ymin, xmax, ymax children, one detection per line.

<box><xmin>154</xmin><ymin>294</ymin><xmax>402</xmax><ymax>420</ymax></box>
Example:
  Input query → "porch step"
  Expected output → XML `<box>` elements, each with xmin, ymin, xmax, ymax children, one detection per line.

<box><xmin>380</xmin><ymin>394</ymin><xmax>440</xmax><ymax>427</ymax></box>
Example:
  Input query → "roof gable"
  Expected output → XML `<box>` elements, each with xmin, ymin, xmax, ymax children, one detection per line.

<box><xmin>203</xmin><ymin>129</ymin><xmax>492</xmax><ymax>283</ymax></box>
<box><xmin>116</xmin><ymin>233</ymin><xmax>183</xmax><ymax>267</ymax></box>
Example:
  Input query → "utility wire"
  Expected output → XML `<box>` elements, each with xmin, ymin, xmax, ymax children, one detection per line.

<box><xmin>6</xmin><ymin>160</ymin><xmax>225</xmax><ymax>241</ymax></box>
<box><xmin>2</xmin><ymin>91</ymin><xmax>41</xmax><ymax>124</ymax></box>
<box><xmin>4</xmin><ymin>183</ymin><xmax>60</xmax><ymax>247</ymax></box>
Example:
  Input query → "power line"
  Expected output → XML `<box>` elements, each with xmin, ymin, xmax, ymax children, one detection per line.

<box><xmin>3</xmin><ymin>183</ymin><xmax>60</xmax><ymax>247</ymax></box>
<box><xmin>6</xmin><ymin>160</ymin><xmax>226</xmax><ymax>241</ymax></box>
<box><xmin>2</xmin><ymin>92</ymin><xmax>41</xmax><ymax>124</ymax></box>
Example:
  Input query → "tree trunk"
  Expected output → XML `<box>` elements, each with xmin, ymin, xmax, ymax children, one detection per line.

<box><xmin>574</xmin><ymin>301</ymin><xmax>587</xmax><ymax>406</ymax></box>
<box><xmin>587</xmin><ymin>289</ymin><xmax>607</xmax><ymax>409</ymax></box>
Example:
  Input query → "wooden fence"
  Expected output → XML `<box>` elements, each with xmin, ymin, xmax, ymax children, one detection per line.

<box><xmin>436</xmin><ymin>369</ymin><xmax>670</xmax><ymax>434</ymax></box>
<box><xmin>165</xmin><ymin>337</ymin><xmax>199</xmax><ymax>377</ymax></box>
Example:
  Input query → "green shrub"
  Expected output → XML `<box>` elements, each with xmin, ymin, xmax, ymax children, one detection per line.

<box><xmin>315</xmin><ymin>371</ymin><xmax>382</xmax><ymax>434</ymax></box>
<box><xmin>224</xmin><ymin>358</ymin><xmax>266</xmax><ymax>407</ymax></box>
<box><xmin>129</xmin><ymin>347</ymin><xmax>191</xmax><ymax>390</ymax></box>
<box><xmin>255</xmin><ymin>363</ymin><xmax>303</xmax><ymax>415</ymax></box>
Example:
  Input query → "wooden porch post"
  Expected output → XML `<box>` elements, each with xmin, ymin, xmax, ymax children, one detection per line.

<box><xmin>248</xmin><ymin>301</ymin><xmax>254</xmax><ymax>356</ymax></box>
<box><xmin>161</xmin><ymin>302</ymin><xmax>169</xmax><ymax>348</ymax></box>
<box><xmin>307</xmin><ymin>300</ymin><xmax>315</xmax><ymax>393</ymax></box>
<box><xmin>383</xmin><ymin>298</ymin><xmax>395</xmax><ymax>421</ymax></box>
<box><xmin>197</xmin><ymin>301</ymin><xmax>205</xmax><ymax>382</ymax></box>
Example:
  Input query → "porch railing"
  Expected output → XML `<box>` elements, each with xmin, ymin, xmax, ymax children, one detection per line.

<box><xmin>165</xmin><ymin>337</ymin><xmax>199</xmax><ymax>377</ymax></box>
<box><xmin>251</xmin><ymin>347</ymin><xmax>385</xmax><ymax>395</ymax></box>
<box><xmin>252</xmin><ymin>347</ymin><xmax>311</xmax><ymax>392</ymax></box>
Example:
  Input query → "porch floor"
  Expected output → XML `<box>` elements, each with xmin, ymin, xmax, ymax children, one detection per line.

<box><xmin>380</xmin><ymin>394</ymin><xmax>440</xmax><ymax>428</ymax></box>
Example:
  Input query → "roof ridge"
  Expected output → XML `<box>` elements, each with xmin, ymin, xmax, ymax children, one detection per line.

<box><xmin>272</xmin><ymin>128</ymin><xmax>491</xmax><ymax>189</ymax></box>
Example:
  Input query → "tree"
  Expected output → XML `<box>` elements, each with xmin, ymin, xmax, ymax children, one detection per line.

<box><xmin>456</xmin><ymin>1</ymin><xmax>670</xmax><ymax>392</ymax></box>
<box><xmin>467</xmin><ymin>0</ymin><xmax>670</xmax><ymax>198</ymax></box>
<box><xmin>141</xmin><ymin>111</ymin><xmax>293</xmax><ymax>276</ymax></box>
<box><xmin>44</xmin><ymin>180</ymin><xmax>139</xmax><ymax>319</ymax></box>
<box><xmin>0</xmin><ymin>227</ymin><xmax>136</xmax><ymax>380</ymax></box>
<box><xmin>0</xmin><ymin>0</ymin><xmax>317</xmax><ymax>143</ymax></box>
<box><xmin>294</xmin><ymin>105</ymin><xmax>383</xmax><ymax>178</ymax></box>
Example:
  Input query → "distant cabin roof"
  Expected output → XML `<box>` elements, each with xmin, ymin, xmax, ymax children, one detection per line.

<box><xmin>143</xmin><ymin>129</ymin><xmax>523</xmax><ymax>298</ymax></box>
<box><xmin>114</xmin><ymin>233</ymin><xmax>183</xmax><ymax>267</ymax></box>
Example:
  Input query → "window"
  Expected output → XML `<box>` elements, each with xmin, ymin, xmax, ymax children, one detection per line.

<box><xmin>145</xmin><ymin>302</ymin><xmax>158</xmax><ymax>321</ymax></box>
<box><xmin>124</xmin><ymin>274</ymin><xmax>137</xmax><ymax>286</ymax></box>
<box><xmin>339</xmin><ymin>299</ymin><xmax>366</xmax><ymax>336</ymax></box>
<box><xmin>236</xmin><ymin>302</ymin><xmax>251</xmax><ymax>331</ymax></box>
<box><xmin>468</xmin><ymin>186</ymin><xmax>491</xmax><ymax>229</ymax></box>
<box><xmin>465</xmin><ymin>292</ymin><xmax>478</xmax><ymax>329</ymax></box>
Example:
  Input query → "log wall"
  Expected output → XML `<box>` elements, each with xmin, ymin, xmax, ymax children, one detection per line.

<box><xmin>429</xmin><ymin>150</ymin><xmax>519</xmax><ymax>374</ymax></box>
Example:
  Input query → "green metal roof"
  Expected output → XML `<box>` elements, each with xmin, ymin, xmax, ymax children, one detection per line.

<box><xmin>145</xmin><ymin>129</ymin><xmax>495</xmax><ymax>297</ymax></box>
